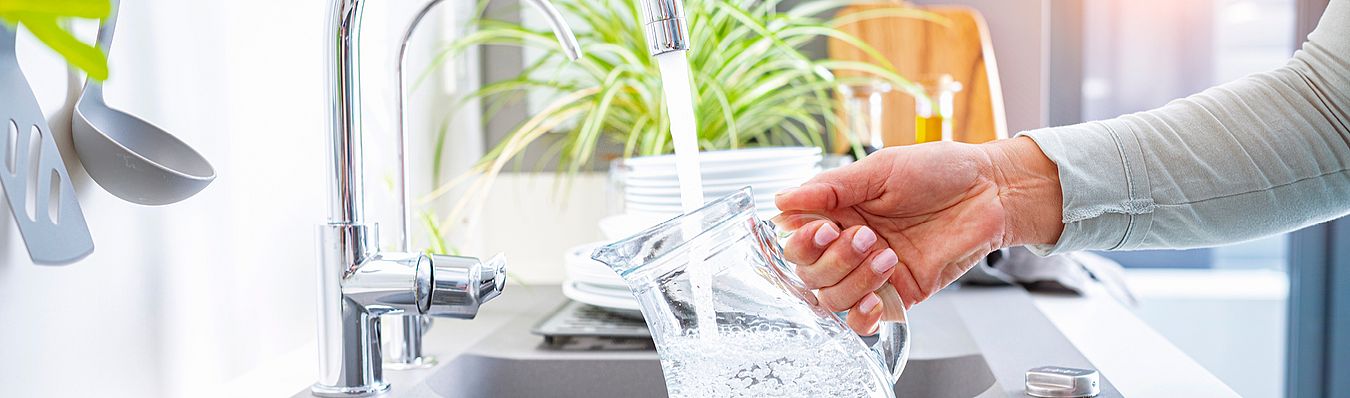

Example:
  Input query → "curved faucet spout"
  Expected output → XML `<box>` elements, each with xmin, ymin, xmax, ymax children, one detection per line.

<box><xmin>523</xmin><ymin>0</ymin><xmax>583</xmax><ymax>60</ymax></box>
<box><xmin>381</xmin><ymin>0</ymin><xmax>581</xmax><ymax>373</ymax></box>
<box><xmin>393</xmin><ymin>0</ymin><xmax>580</xmax><ymax>252</ymax></box>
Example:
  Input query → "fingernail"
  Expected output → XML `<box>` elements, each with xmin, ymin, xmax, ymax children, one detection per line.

<box><xmin>871</xmin><ymin>248</ymin><xmax>898</xmax><ymax>274</ymax></box>
<box><xmin>775</xmin><ymin>187</ymin><xmax>798</xmax><ymax>197</ymax></box>
<box><xmin>852</xmin><ymin>226</ymin><xmax>877</xmax><ymax>252</ymax></box>
<box><xmin>813</xmin><ymin>224</ymin><xmax>840</xmax><ymax>247</ymax></box>
<box><xmin>859</xmin><ymin>294</ymin><xmax>881</xmax><ymax>314</ymax></box>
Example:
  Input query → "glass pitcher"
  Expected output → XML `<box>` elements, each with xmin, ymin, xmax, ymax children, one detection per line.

<box><xmin>591</xmin><ymin>188</ymin><xmax>909</xmax><ymax>397</ymax></box>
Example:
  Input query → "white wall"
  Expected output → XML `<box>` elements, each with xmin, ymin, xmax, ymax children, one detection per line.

<box><xmin>477</xmin><ymin>173</ymin><xmax>609</xmax><ymax>284</ymax></box>
<box><xmin>0</xmin><ymin>1</ymin><xmax>322</xmax><ymax>396</ymax></box>
<box><xmin>0</xmin><ymin>0</ymin><xmax>482</xmax><ymax>396</ymax></box>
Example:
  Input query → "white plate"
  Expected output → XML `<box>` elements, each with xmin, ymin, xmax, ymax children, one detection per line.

<box><xmin>621</xmin><ymin>167</ymin><xmax>820</xmax><ymax>189</ymax></box>
<box><xmin>625</xmin><ymin>190</ymin><xmax>785</xmax><ymax>206</ymax></box>
<box><xmin>623</xmin><ymin>153</ymin><xmax>820</xmax><ymax>175</ymax></box>
<box><xmin>622</xmin><ymin>157</ymin><xmax>821</xmax><ymax>181</ymax></box>
<box><xmin>622</xmin><ymin>180</ymin><xmax>802</xmax><ymax>197</ymax></box>
<box><xmin>623</xmin><ymin>202</ymin><xmax>781</xmax><ymax>215</ymax></box>
<box><xmin>626</xmin><ymin>207</ymin><xmax>782</xmax><ymax>219</ymax></box>
<box><xmin>626</xmin><ymin>199</ymin><xmax>781</xmax><ymax>212</ymax></box>
<box><xmin>597</xmin><ymin>214</ymin><xmax>668</xmax><ymax>241</ymax></box>
<box><xmin>566</xmin><ymin>265</ymin><xmax>627</xmax><ymax>289</ymax></box>
<box><xmin>573</xmin><ymin>280</ymin><xmax>634</xmax><ymax>297</ymax></box>
<box><xmin>621</xmin><ymin>147</ymin><xmax>822</xmax><ymax>169</ymax></box>
<box><xmin>563</xmin><ymin>279</ymin><xmax>640</xmax><ymax>311</ymax></box>
<box><xmin>564</xmin><ymin>242</ymin><xmax>628</xmax><ymax>288</ymax></box>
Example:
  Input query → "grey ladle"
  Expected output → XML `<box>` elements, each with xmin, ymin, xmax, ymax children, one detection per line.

<box><xmin>72</xmin><ymin>0</ymin><xmax>215</xmax><ymax>205</ymax></box>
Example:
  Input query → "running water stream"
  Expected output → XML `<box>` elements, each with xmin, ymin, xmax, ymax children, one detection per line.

<box><xmin>654</xmin><ymin>51</ymin><xmax>718</xmax><ymax>341</ymax></box>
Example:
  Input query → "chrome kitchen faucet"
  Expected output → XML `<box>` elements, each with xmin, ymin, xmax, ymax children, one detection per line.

<box><xmin>315</xmin><ymin>0</ymin><xmax>580</xmax><ymax>395</ymax></box>
<box><xmin>638</xmin><ymin>0</ymin><xmax>690</xmax><ymax>56</ymax></box>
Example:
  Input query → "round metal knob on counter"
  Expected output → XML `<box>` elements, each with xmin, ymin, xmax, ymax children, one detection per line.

<box><xmin>1025</xmin><ymin>366</ymin><xmax>1101</xmax><ymax>397</ymax></box>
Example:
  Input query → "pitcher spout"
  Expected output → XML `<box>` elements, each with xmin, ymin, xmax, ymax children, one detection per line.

<box><xmin>588</xmin><ymin>242</ymin><xmax>633</xmax><ymax>275</ymax></box>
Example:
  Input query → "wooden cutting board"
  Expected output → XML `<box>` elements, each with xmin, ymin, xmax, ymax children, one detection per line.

<box><xmin>829</xmin><ymin>2</ymin><xmax>1008</xmax><ymax>147</ymax></box>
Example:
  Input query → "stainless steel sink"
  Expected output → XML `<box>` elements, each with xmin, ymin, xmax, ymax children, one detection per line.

<box><xmin>295</xmin><ymin>285</ymin><xmax>1121</xmax><ymax>398</ymax></box>
<box><xmin>419</xmin><ymin>353</ymin><xmax>998</xmax><ymax>398</ymax></box>
<box><xmin>416</xmin><ymin>290</ymin><xmax>1001</xmax><ymax>398</ymax></box>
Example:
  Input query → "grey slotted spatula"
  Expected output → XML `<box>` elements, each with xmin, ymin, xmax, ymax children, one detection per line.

<box><xmin>0</xmin><ymin>25</ymin><xmax>94</xmax><ymax>265</ymax></box>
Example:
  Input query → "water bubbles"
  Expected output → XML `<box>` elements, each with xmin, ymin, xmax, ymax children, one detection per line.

<box><xmin>658</xmin><ymin>328</ymin><xmax>892</xmax><ymax>397</ymax></box>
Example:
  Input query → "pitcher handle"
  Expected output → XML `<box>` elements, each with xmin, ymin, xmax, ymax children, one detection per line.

<box><xmin>870</xmin><ymin>284</ymin><xmax>910</xmax><ymax>384</ymax></box>
<box><xmin>763</xmin><ymin>217</ymin><xmax>910</xmax><ymax>384</ymax></box>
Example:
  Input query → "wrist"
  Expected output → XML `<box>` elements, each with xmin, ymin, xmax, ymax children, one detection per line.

<box><xmin>980</xmin><ymin>137</ymin><xmax>1064</xmax><ymax>247</ymax></box>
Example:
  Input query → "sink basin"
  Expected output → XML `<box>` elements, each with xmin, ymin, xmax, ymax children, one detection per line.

<box><xmin>422</xmin><ymin>353</ymin><xmax>997</xmax><ymax>398</ymax></box>
<box><xmin>418</xmin><ymin>290</ymin><xmax>1002</xmax><ymax>397</ymax></box>
<box><xmin>295</xmin><ymin>285</ymin><xmax>1120</xmax><ymax>398</ymax></box>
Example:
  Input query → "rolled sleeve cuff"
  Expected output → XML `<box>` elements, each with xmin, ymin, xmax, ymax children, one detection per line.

<box><xmin>1018</xmin><ymin>118</ymin><xmax>1157</xmax><ymax>255</ymax></box>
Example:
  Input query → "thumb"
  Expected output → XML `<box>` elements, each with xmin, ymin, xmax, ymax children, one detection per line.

<box><xmin>775</xmin><ymin>157</ymin><xmax>884</xmax><ymax>212</ymax></box>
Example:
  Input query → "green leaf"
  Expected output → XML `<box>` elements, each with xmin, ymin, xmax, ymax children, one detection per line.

<box><xmin>0</xmin><ymin>0</ymin><xmax>108</xmax><ymax>17</ymax></box>
<box><xmin>419</xmin><ymin>211</ymin><xmax>454</xmax><ymax>255</ymax></box>
<box><xmin>2</xmin><ymin>0</ymin><xmax>111</xmax><ymax>81</ymax></box>
<box><xmin>5</xmin><ymin>13</ymin><xmax>108</xmax><ymax>80</ymax></box>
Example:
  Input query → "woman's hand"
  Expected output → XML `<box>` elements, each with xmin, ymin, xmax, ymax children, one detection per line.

<box><xmin>775</xmin><ymin>137</ymin><xmax>1063</xmax><ymax>334</ymax></box>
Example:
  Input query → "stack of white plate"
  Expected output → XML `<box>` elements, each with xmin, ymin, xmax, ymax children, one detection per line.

<box><xmin>613</xmin><ymin>147</ymin><xmax>823</xmax><ymax>217</ymax></box>
<box><xmin>566</xmin><ymin>147</ymin><xmax>826</xmax><ymax>315</ymax></box>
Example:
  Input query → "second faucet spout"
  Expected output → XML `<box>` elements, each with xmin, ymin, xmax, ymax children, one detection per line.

<box><xmin>524</xmin><ymin>0</ymin><xmax>583</xmax><ymax>60</ymax></box>
<box><xmin>376</xmin><ymin>0</ymin><xmax>586</xmax><ymax>380</ymax></box>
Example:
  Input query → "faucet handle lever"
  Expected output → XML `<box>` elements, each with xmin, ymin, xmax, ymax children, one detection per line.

<box><xmin>424</xmin><ymin>253</ymin><xmax>508</xmax><ymax>319</ymax></box>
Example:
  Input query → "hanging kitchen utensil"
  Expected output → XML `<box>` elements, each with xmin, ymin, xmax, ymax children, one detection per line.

<box><xmin>50</xmin><ymin>35</ymin><xmax>85</xmax><ymax>178</ymax></box>
<box><xmin>0</xmin><ymin>25</ymin><xmax>95</xmax><ymax>265</ymax></box>
<box><xmin>72</xmin><ymin>0</ymin><xmax>215</xmax><ymax>206</ymax></box>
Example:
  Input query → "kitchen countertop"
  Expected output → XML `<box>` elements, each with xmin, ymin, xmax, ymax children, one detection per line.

<box><xmin>1031</xmin><ymin>283</ymin><xmax>1240</xmax><ymax>397</ymax></box>
<box><xmin>221</xmin><ymin>282</ymin><xmax>1236</xmax><ymax>397</ymax></box>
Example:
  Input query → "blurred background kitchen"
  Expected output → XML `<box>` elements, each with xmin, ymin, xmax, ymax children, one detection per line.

<box><xmin>0</xmin><ymin>0</ymin><xmax>1342</xmax><ymax>397</ymax></box>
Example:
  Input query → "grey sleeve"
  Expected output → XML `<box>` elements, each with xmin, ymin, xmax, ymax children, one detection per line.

<box><xmin>1019</xmin><ymin>0</ymin><xmax>1350</xmax><ymax>255</ymax></box>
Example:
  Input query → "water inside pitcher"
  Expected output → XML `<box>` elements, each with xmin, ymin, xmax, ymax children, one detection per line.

<box><xmin>591</xmin><ymin>188</ymin><xmax>909</xmax><ymax>397</ymax></box>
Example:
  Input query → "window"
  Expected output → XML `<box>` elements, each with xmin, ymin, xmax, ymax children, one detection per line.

<box><xmin>1073</xmin><ymin>0</ymin><xmax>1296</xmax><ymax>273</ymax></box>
<box><xmin>1056</xmin><ymin>1</ymin><xmax>1297</xmax><ymax>397</ymax></box>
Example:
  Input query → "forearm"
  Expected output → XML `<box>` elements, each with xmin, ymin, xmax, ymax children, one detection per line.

<box><xmin>1011</xmin><ymin>0</ymin><xmax>1350</xmax><ymax>254</ymax></box>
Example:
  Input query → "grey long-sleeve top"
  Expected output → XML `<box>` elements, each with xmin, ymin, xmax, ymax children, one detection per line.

<box><xmin>1021</xmin><ymin>0</ymin><xmax>1350</xmax><ymax>254</ymax></box>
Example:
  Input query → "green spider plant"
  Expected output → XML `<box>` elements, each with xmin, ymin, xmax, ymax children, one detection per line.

<box><xmin>417</xmin><ymin>0</ymin><xmax>935</xmax><ymax>253</ymax></box>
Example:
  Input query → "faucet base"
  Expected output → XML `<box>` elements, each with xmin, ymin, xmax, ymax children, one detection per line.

<box><xmin>385</xmin><ymin>356</ymin><xmax>437</xmax><ymax>370</ymax></box>
<box><xmin>383</xmin><ymin>314</ymin><xmax>438</xmax><ymax>370</ymax></box>
<box><xmin>310</xmin><ymin>382</ymin><xmax>390</xmax><ymax>397</ymax></box>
